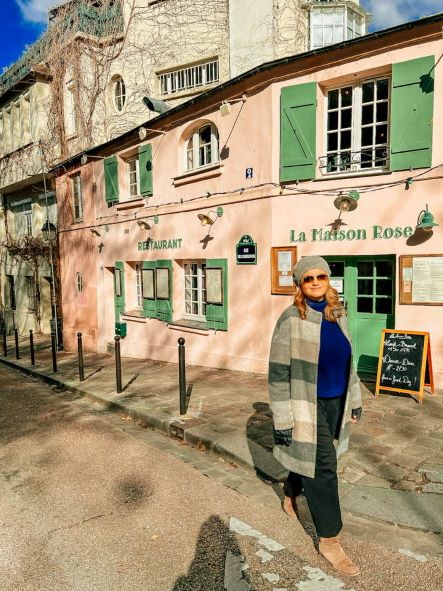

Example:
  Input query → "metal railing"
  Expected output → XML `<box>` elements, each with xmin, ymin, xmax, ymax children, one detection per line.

<box><xmin>318</xmin><ymin>146</ymin><xmax>390</xmax><ymax>175</ymax></box>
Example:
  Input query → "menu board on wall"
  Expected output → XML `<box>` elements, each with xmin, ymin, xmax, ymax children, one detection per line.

<box><xmin>155</xmin><ymin>268</ymin><xmax>170</xmax><ymax>300</ymax></box>
<box><xmin>399</xmin><ymin>255</ymin><xmax>443</xmax><ymax>305</ymax></box>
<box><xmin>206</xmin><ymin>268</ymin><xmax>223</xmax><ymax>304</ymax></box>
<box><xmin>271</xmin><ymin>246</ymin><xmax>297</xmax><ymax>294</ymax></box>
<box><xmin>375</xmin><ymin>329</ymin><xmax>434</xmax><ymax>403</ymax></box>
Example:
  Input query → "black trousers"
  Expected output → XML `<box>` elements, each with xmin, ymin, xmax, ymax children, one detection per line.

<box><xmin>284</xmin><ymin>396</ymin><xmax>345</xmax><ymax>538</ymax></box>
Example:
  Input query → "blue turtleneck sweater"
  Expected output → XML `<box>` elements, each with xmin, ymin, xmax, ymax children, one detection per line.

<box><xmin>307</xmin><ymin>299</ymin><xmax>351</xmax><ymax>398</ymax></box>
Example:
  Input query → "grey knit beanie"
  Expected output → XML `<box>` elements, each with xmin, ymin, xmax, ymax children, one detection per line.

<box><xmin>292</xmin><ymin>256</ymin><xmax>331</xmax><ymax>287</ymax></box>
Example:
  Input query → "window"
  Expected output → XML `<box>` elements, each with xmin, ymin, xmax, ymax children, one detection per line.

<box><xmin>22</xmin><ymin>92</ymin><xmax>31</xmax><ymax>144</ymax></box>
<box><xmin>159</xmin><ymin>59</ymin><xmax>219</xmax><ymax>96</ymax></box>
<box><xmin>14</xmin><ymin>201</ymin><xmax>33</xmax><ymax>236</ymax></box>
<box><xmin>184</xmin><ymin>262</ymin><xmax>206</xmax><ymax>320</ymax></box>
<box><xmin>135</xmin><ymin>263</ymin><xmax>143</xmax><ymax>308</ymax></box>
<box><xmin>26</xmin><ymin>276</ymin><xmax>37</xmax><ymax>311</ymax></box>
<box><xmin>76</xmin><ymin>272</ymin><xmax>83</xmax><ymax>293</ymax></box>
<box><xmin>186</xmin><ymin>124</ymin><xmax>219</xmax><ymax>171</ymax></box>
<box><xmin>64</xmin><ymin>80</ymin><xmax>77</xmax><ymax>136</ymax></box>
<box><xmin>127</xmin><ymin>157</ymin><xmax>140</xmax><ymax>198</ymax></box>
<box><xmin>113</xmin><ymin>76</ymin><xmax>126</xmax><ymax>111</ymax></box>
<box><xmin>323</xmin><ymin>77</ymin><xmax>390</xmax><ymax>174</ymax></box>
<box><xmin>310</xmin><ymin>4</ymin><xmax>364</xmax><ymax>50</ymax></box>
<box><xmin>5</xmin><ymin>275</ymin><xmax>16</xmax><ymax>310</ymax></box>
<box><xmin>72</xmin><ymin>173</ymin><xmax>83</xmax><ymax>221</ymax></box>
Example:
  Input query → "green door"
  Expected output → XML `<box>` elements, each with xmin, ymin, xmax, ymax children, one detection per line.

<box><xmin>325</xmin><ymin>256</ymin><xmax>395</xmax><ymax>377</ymax></box>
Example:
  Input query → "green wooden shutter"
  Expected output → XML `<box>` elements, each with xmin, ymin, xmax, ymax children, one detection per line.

<box><xmin>104</xmin><ymin>156</ymin><xmax>119</xmax><ymax>203</ymax></box>
<box><xmin>155</xmin><ymin>260</ymin><xmax>173</xmax><ymax>322</ymax></box>
<box><xmin>139</xmin><ymin>144</ymin><xmax>153</xmax><ymax>196</ymax></box>
<box><xmin>391</xmin><ymin>55</ymin><xmax>434</xmax><ymax>171</ymax></box>
<box><xmin>205</xmin><ymin>258</ymin><xmax>228</xmax><ymax>331</ymax></box>
<box><xmin>114</xmin><ymin>261</ymin><xmax>125</xmax><ymax>321</ymax></box>
<box><xmin>142</xmin><ymin>260</ymin><xmax>156</xmax><ymax>318</ymax></box>
<box><xmin>280</xmin><ymin>82</ymin><xmax>317</xmax><ymax>182</ymax></box>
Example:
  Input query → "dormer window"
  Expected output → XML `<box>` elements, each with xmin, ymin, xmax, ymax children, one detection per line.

<box><xmin>309</xmin><ymin>1</ymin><xmax>366</xmax><ymax>50</ymax></box>
<box><xmin>186</xmin><ymin>123</ymin><xmax>219</xmax><ymax>171</ymax></box>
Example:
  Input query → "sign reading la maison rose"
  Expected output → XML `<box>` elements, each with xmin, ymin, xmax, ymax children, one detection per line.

<box><xmin>290</xmin><ymin>225</ymin><xmax>414</xmax><ymax>243</ymax></box>
<box><xmin>138</xmin><ymin>238</ymin><xmax>183</xmax><ymax>251</ymax></box>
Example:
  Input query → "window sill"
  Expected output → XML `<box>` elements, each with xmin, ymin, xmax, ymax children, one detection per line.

<box><xmin>172</xmin><ymin>163</ymin><xmax>222</xmax><ymax>187</ymax></box>
<box><xmin>314</xmin><ymin>169</ymin><xmax>392</xmax><ymax>182</ymax></box>
<box><xmin>115</xmin><ymin>197</ymin><xmax>146</xmax><ymax>211</ymax></box>
<box><xmin>122</xmin><ymin>310</ymin><xmax>146</xmax><ymax>323</ymax></box>
<box><xmin>167</xmin><ymin>318</ymin><xmax>210</xmax><ymax>334</ymax></box>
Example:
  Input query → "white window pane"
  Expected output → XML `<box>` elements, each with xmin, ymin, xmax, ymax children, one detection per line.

<box><xmin>333</xmin><ymin>8</ymin><xmax>345</xmax><ymax>24</ymax></box>
<box><xmin>323</xmin><ymin>26</ymin><xmax>333</xmax><ymax>45</ymax></box>
<box><xmin>334</xmin><ymin>26</ymin><xmax>345</xmax><ymax>43</ymax></box>
<box><xmin>323</xmin><ymin>9</ymin><xmax>333</xmax><ymax>25</ymax></box>
<box><xmin>312</xmin><ymin>10</ymin><xmax>322</xmax><ymax>25</ymax></box>
<box><xmin>313</xmin><ymin>27</ymin><xmax>323</xmax><ymax>44</ymax></box>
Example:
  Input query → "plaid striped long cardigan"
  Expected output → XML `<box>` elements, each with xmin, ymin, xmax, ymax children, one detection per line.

<box><xmin>268</xmin><ymin>304</ymin><xmax>362</xmax><ymax>478</ymax></box>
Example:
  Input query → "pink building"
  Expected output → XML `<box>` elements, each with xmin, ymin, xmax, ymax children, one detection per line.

<box><xmin>55</xmin><ymin>13</ymin><xmax>443</xmax><ymax>386</ymax></box>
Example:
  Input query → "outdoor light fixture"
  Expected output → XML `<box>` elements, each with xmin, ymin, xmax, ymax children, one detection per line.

<box><xmin>80</xmin><ymin>154</ymin><xmax>106</xmax><ymax>166</ymax></box>
<box><xmin>334</xmin><ymin>190</ymin><xmax>360</xmax><ymax>212</ymax></box>
<box><xmin>89</xmin><ymin>228</ymin><xmax>101</xmax><ymax>237</ymax></box>
<box><xmin>138</xmin><ymin>126</ymin><xmax>166</xmax><ymax>140</ymax></box>
<box><xmin>41</xmin><ymin>220</ymin><xmax>57</xmax><ymax>241</ymax></box>
<box><xmin>142</xmin><ymin>96</ymin><xmax>171</xmax><ymax>114</ymax></box>
<box><xmin>416</xmin><ymin>204</ymin><xmax>439</xmax><ymax>232</ymax></box>
<box><xmin>197</xmin><ymin>207</ymin><xmax>223</xmax><ymax>226</ymax></box>
<box><xmin>219</xmin><ymin>95</ymin><xmax>247</xmax><ymax>117</ymax></box>
<box><xmin>137</xmin><ymin>216</ymin><xmax>159</xmax><ymax>230</ymax></box>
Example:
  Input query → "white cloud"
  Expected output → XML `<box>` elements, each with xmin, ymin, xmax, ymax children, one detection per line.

<box><xmin>362</xmin><ymin>0</ymin><xmax>443</xmax><ymax>31</ymax></box>
<box><xmin>15</xmin><ymin>0</ymin><xmax>57</xmax><ymax>24</ymax></box>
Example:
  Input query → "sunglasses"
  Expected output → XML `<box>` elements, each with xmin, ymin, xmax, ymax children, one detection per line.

<box><xmin>302</xmin><ymin>274</ymin><xmax>329</xmax><ymax>284</ymax></box>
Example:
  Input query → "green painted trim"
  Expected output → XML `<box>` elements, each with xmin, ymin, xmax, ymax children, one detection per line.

<box><xmin>205</xmin><ymin>258</ymin><xmax>228</xmax><ymax>330</ymax></box>
<box><xmin>155</xmin><ymin>260</ymin><xmax>173</xmax><ymax>322</ymax></box>
<box><xmin>104</xmin><ymin>156</ymin><xmax>119</xmax><ymax>203</ymax></box>
<box><xmin>139</xmin><ymin>143</ymin><xmax>153</xmax><ymax>196</ymax></box>
<box><xmin>142</xmin><ymin>260</ymin><xmax>156</xmax><ymax>318</ymax></box>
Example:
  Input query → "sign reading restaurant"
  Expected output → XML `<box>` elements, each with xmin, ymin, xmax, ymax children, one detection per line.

<box><xmin>138</xmin><ymin>238</ymin><xmax>183</xmax><ymax>251</ymax></box>
<box><xmin>290</xmin><ymin>225</ymin><xmax>415</xmax><ymax>243</ymax></box>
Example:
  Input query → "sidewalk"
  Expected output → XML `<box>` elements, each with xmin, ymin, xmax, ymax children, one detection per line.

<box><xmin>1</xmin><ymin>335</ymin><xmax>443</xmax><ymax>535</ymax></box>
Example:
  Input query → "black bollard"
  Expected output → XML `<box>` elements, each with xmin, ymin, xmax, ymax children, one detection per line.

<box><xmin>14</xmin><ymin>328</ymin><xmax>20</xmax><ymax>359</ymax></box>
<box><xmin>77</xmin><ymin>332</ymin><xmax>85</xmax><ymax>382</ymax></box>
<box><xmin>2</xmin><ymin>327</ymin><xmax>7</xmax><ymax>357</ymax></box>
<box><xmin>29</xmin><ymin>330</ymin><xmax>35</xmax><ymax>365</ymax></box>
<box><xmin>178</xmin><ymin>337</ymin><xmax>187</xmax><ymax>415</ymax></box>
<box><xmin>114</xmin><ymin>335</ymin><xmax>122</xmax><ymax>393</ymax></box>
<box><xmin>51</xmin><ymin>331</ymin><xmax>57</xmax><ymax>372</ymax></box>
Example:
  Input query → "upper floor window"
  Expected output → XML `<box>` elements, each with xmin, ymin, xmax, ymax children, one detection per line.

<box><xmin>26</xmin><ymin>276</ymin><xmax>37</xmax><ymax>311</ymax></box>
<box><xmin>159</xmin><ymin>59</ymin><xmax>219</xmax><ymax>96</ymax></box>
<box><xmin>310</xmin><ymin>3</ymin><xmax>364</xmax><ymax>50</ymax></box>
<box><xmin>13</xmin><ymin>201</ymin><xmax>33</xmax><ymax>236</ymax></box>
<box><xmin>127</xmin><ymin>156</ymin><xmax>140</xmax><ymax>198</ymax></box>
<box><xmin>186</xmin><ymin>123</ymin><xmax>219</xmax><ymax>172</ymax></box>
<box><xmin>72</xmin><ymin>173</ymin><xmax>83</xmax><ymax>221</ymax></box>
<box><xmin>322</xmin><ymin>77</ymin><xmax>389</xmax><ymax>174</ymax></box>
<box><xmin>113</xmin><ymin>75</ymin><xmax>126</xmax><ymax>112</ymax></box>
<box><xmin>64</xmin><ymin>80</ymin><xmax>77</xmax><ymax>137</ymax></box>
<box><xmin>76</xmin><ymin>272</ymin><xmax>83</xmax><ymax>293</ymax></box>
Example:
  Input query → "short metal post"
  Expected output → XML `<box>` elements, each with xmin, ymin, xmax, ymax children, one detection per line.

<box><xmin>29</xmin><ymin>330</ymin><xmax>35</xmax><ymax>365</ymax></box>
<box><xmin>2</xmin><ymin>327</ymin><xmax>7</xmax><ymax>357</ymax></box>
<box><xmin>77</xmin><ymin>332</ymin><xmax>85</xmax><ymax>382</ymax></box>
<box><xmin>114</xmin><ymin>335</ymin><xmax>122</xmax><ymax>394</ymax></box>
<box><xmin>14</xmin><ymin>328</ymin><xmax>20</xmax><ymax>359</ymax></box>
<box><xmin>178</xmin><ymin>337</ymin><xmax>187</xmax><ymax>415</ymax></box>
<box><xmin>51</xmin><ymin>331</ymin><xmax>57</xmax><ymax>372</ymax></box>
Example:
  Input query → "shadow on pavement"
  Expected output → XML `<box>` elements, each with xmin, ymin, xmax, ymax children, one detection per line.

<box><xmin>171</xmin><ymin>515</ymin><xmax>253</xmax><ymax>591</ymax></box>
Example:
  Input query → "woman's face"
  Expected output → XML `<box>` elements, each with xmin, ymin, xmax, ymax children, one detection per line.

<box><xmin>300</xmin><ymin>268</ymin><xmax>329</xmax><ymax>301</ymax></box>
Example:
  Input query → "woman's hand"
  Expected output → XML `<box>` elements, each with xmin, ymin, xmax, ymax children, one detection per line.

<box><xmin>273</xmin><ymin>428</ymin><xmax>293</xmax><ymax>446</ymax></box>
<box><xmin>351</xmin><ymin>407</ymin><xmax>362</xmax><ymax>423</ymax></box>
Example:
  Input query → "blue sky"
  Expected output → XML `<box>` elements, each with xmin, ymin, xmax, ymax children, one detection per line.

<box><xmin>1</xmin><ymin>0</ymin><xmax>443</xmax><ymax>73</ymax></box>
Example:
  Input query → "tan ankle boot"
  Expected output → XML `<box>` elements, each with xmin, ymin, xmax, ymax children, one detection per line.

<box><xmin>319</xmin><ymin>536</ymin><xmax>360</xmax><ymax>576</ymax></box>
<box><xmin>282</xmin><ymin>495</ymin><xmax>298</xmax><ymax>520</ymax></box>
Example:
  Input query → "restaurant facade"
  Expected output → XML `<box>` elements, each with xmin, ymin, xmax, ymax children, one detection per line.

<box><xmin>55</xmin><ymin>13</ymin><xmax>443</xmax><ymax>386</ymax></box>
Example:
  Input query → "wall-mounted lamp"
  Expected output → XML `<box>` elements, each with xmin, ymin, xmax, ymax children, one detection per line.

<box><xmin>138</xmin><ymin>126</ymin><xmax>166</xmax><ymax>140</ymax></box>
<box><xmin>142</xmin><ymin>96</ymin><xmax>171</xmax><ymax>114</ymax></box>
<box><xmin>416</xmin><ymin>204</ymin><xmax>439</xmax><ymax>232</ymax></box>
<box><xmin>80</xmin><ymin>154</ymin><xmax>106</xmax><ymax>166</ymax></box>
<box><xmin>219</xmin><ymin>95</ymin><xmax>247</xmax><ymax>117</ymax></box>
<box><xmin>90</xmin><ymin>228</ymin><xmax>101</xmax><ymax>237</ymax></box>
<box><xmin>197</xmin><ymin>207</ymin><xmax>223</xmax><ymax>226</ymax></box>
<box><xmin>41</xmin><ymin>220</ymin><xmax>57</xmax><ymax>241</ymax></box>
<box><xmin>137</xmin><ymin>215</ymin><xmax>159</xmax><ymax>230</ymax></box>
<box><xmin>334</xmin><ymin>190</ymin><xmax>360</xmax><ymax>212</ymax></box>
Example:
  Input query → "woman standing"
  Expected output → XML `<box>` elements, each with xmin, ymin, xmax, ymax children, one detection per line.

<box><xmin>268</xmin><ymin>256</ymin><xmax>362</xmax><ymax>576</ymax></box>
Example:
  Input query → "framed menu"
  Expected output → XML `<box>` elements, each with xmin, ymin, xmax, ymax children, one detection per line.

<box><xmin>142</xmin><ymin>268</ymin><xmax>155</xmax><ymax>300</ymax></box>
<box><xmin>399</xmin><ymin>255</ymin><xmax>443</xmax><ymax>305</ymax></box>
<box><xmin>271</xmin><ymin>246</ymin><xmax>297</xmax><ymax>294</ymax></box>
<box><xmin>206</xmin><ymin>267</ymin><xmax>223</xmax><ymax>304</ymax></box>
<box><xmin>155</xmin><ymin>268</ymin><xmax>170</xmax><ymax>300</ymax></box>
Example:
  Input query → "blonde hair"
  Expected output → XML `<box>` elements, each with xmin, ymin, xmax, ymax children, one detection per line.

<box><xmin>293</xmin><ymin>283</ymin><xmax>344</xmax><ymax>322</ymax></box>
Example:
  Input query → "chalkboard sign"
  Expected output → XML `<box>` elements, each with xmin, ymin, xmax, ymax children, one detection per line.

<box><xmin>375</xmin><ymin>330</ymin><xmax>434</xmax><ymax>403</ymax></box>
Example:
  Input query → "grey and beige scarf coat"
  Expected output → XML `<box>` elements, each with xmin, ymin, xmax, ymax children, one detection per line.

<box><xmin>268</xmin><ymin>304</ymin><xmax>362</xmax><ymax>478</ymax></box>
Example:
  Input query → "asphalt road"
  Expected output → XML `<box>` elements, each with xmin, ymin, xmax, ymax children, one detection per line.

<box><xmin>0</xmin><ymin>365</ymin><xmax>442</xmax><ymax>591</ymax></box>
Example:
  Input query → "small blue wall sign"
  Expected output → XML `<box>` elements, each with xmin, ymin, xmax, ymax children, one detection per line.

<box><xmin>245</xmin><ymin>167</ymin><xmax>253</xmax><ymax>179</ymax></box>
